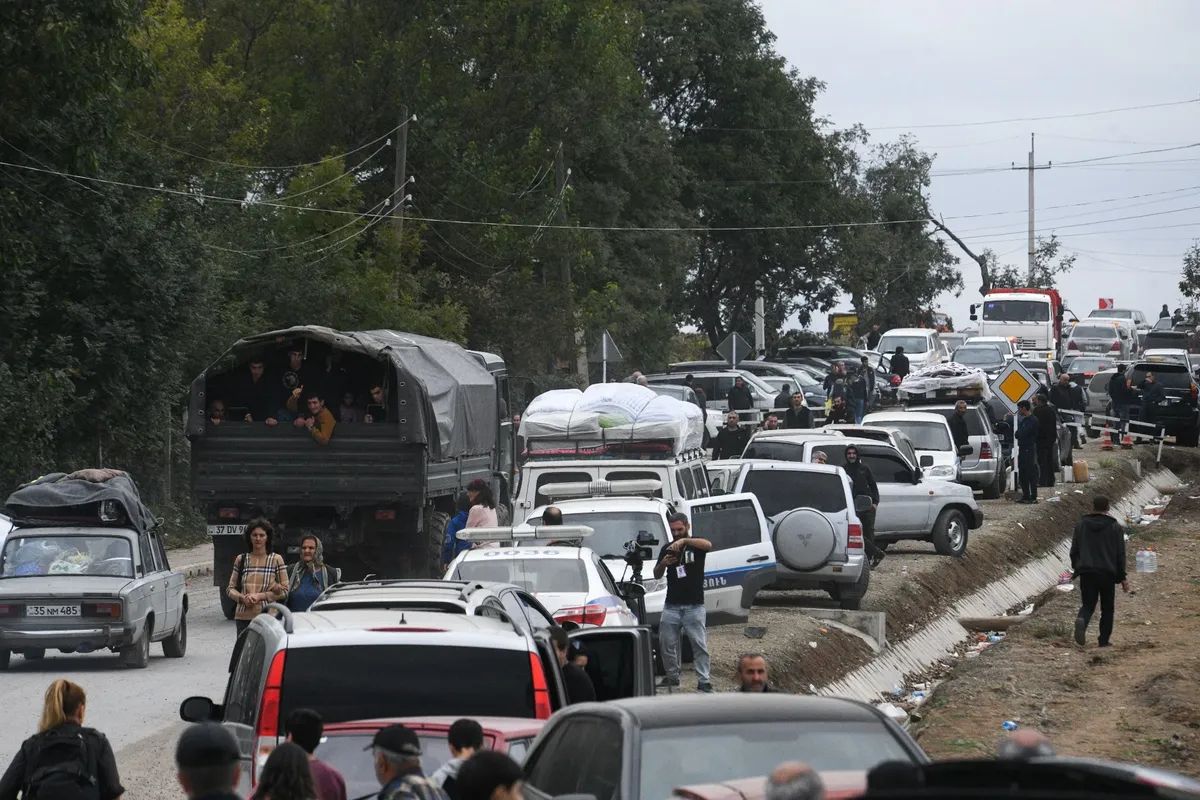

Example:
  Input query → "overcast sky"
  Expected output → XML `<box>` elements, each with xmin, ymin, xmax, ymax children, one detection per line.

<box><xmin>758</xmin><ymin>0</ymin><xmax>1200</xmax><ymax>332</ymax></box>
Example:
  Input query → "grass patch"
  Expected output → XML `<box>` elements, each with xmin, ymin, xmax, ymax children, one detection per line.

<box><xmin>1098</xmin><ymin>456</ymin><xmax>1119</xmax><ymax>469</ymax></box>
<box><xmin>1031</xmin><ymin>622</ymin><xmax>1069</xmax><ymax>640</ymax></box>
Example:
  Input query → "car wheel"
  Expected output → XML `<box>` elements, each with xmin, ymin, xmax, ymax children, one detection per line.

<box><xmin>163</xmin><ymin>612</ymin><xmax>187</xmax><ymax>658</ymax></box>
<box><xmin>931</xmin><ymin>509</ymin><xmax>969</xmax><ymax>557</ymax></box>
<box><xmin>833</xmin><ymin>562</ymin><xmax>870</xmax><ymax>610</ymax></box>
<box><xmin>120</xmin><ymin>624</ymin><xmax>151</xmax><ymax>669</ymax></box>
<box><xmin>0</xmin><ymin>650</ymin><xmax>9</xmax><ymax>670</ymax></box>
<box><xmin>981</xmin><ymin>467</ymin><xmax>1003</xmax><ymax>500</ymax></box>
<box><xmin>220</xmin><ymin>591</ymin><xmax>237</xmax><ymax>622</ymax></box>
<box><xmin>23</xmin><ymin>649</ymin><xmax>45</xmax><ymax>660</ymax></box>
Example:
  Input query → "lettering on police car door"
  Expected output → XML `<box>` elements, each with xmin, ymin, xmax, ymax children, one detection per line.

<box><xmin>703</xmin><ymin>575</ymin><xmax>728</xmax><ymax>589</ymax></box>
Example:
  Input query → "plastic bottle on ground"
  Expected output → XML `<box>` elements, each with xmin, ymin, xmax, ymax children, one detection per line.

<box><xmin>1136</xmin><ymin>548</ymin><xmax>1146</xmax><ymax>574</ymax></box>
<box><xmin>1146</xmin><ymin>547</ymin><xmax>1158</xmax><ymax>573</ymax></box>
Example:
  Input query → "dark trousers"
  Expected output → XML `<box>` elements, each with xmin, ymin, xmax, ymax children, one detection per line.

<box><xmin>1018</xmin><ymin>455</ymin><xmax>1038</xmax><ymax>500</ymax></box>
<box><xmin>860</xmin><ymin>506</ymin><xmax>881</xmax><ymax>561</ymax></box>
<box><xmin>235</xmin><ymin>619</ymin><xmax>251</xmax><ymax>638</ymax></box>
<box><xmin>1036</xmin><ymin>440</ymin><xmax>1056</xmax><ymax>487</ymax></box>
<box><xmin>1078</xmin><ymin>573</ymin><xmax>1116</xmax><ymax>645</ymax></box>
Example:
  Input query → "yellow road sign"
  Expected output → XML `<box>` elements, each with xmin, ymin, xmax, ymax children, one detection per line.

<box><xmin>991</xmin><ymin>359</ymin><xmax>1041</xmax><ymax>413</ymax></box>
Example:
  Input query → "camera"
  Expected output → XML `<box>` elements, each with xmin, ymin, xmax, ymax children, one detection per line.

<box><xmin>623</xmin><ymin>530</ymin><xmax>658</xmax><ymax>567</ymax></box>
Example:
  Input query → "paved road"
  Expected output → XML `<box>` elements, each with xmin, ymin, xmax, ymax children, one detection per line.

<box><xmin>0</xmin><ymin>576</ymin><xmax>232</xmax><ymax>799</ymax></box>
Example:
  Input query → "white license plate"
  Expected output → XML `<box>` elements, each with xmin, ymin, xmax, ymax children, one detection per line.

<box><xmin>27</xmin><ymin>605</ymin><xmax>81</xmax><ymax>617</ymax></box>
<box><xmin>208</xmin><ymin>524</ymin><xmax>246</xmax><ymax>537</ymax></box>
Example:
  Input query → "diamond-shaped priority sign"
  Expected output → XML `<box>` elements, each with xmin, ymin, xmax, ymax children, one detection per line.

<box><xmin>990</xmin><ymin>358</ymin><xmax>1041</xmax><ymax>414</ymax></box>
<box><xmin>715</xmin><ymin>332</ymin><xmax>754</xmax><ymax>366</ymax></box>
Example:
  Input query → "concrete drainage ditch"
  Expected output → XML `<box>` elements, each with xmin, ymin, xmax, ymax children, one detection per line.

<box><xmin>815</xmin><ymin>467</ymin><xmax>1184</xmax><ymax>723</ymax></box>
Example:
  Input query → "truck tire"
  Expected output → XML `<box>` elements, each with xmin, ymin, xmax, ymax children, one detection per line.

<box><xmin>424</xmin><ymin>509</ymin><xmax>452</xmax><ymax>577</ymax></box>
<box><xmin>220</xmin><ymin>591</ymin><xmax>236</xmax><ymax>621</ymax></box>
<box><xmin>163</xmin><ymin>612</ymin><xmax>187</xmax><ymax>658</ymax></box>
<box><xmin>981</xmin><ymin>467</ymin><xmax>1003</xmax><ymax>500</ymax></box>
<box><xmin>931</xmin><ymin>509</ymin><xmax>969</xmax><ymax>558</ymax></box>
<box><xmin>0</xmin><ymin>650</ymin><xmax>9</xmax><ymax>670</ymax></box>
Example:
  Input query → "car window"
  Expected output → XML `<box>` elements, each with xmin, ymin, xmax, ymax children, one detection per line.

<box><xmin>152</xmin><ymin>533</ymin><xmax>171</xmax><ymax>572</ymax></box>
<box><xmin>689</xmin><ymin>499</ymin><xmax>762</xmax><ymax>551</ymax></box>
<box><xmin>517</xmin><ymin>591</ymin><xmax>557</xmax><ymax>632</ymax></box>
<box><xmin>454</xmin><ymin>557</ymin><xmax>588</xmax><ymax>594</ymax></box>
<box><xmin>604</xmin><ymin>471</ymin><xmax>664</xmax><ymax>498</ymax></box>
<box><xmin>0</xmin><ymin>535</ymin><xmax>134</xmax><ymax>578</ymax></box>
<box><xmin>1069</xmin><ymin>358</ymin><xmax>1116</xmax><ymax>374</ymax></box>
<box><xmin>862</xmin><ymin>453</ymin><xmax>914</xmax><ymax>484</ymax></box>
<box><xmin>575</xmin><ymin>717</ymin><xmax>623</xmax><ymax>800</ymax></box>
<box><xmin>984</xmin><ymin>300</ymin><xmax>1050</xmax><ymax>322</ymax></box>
<box><xmin>1089</xmin><ymin>374</ymin><xmax>1114</xmax><ymax>394</ymax></box>
<box><xmin>1129</xmin><ymin>366</ymin><xmax>1194</xmax><ymax>389</ymax></box>
<box><xmin>925</xmin><ymin>408</ymin><xmax>987</xmax><ymax>436</ymax></box>
<box><xmin>138</xmin><ymin>533</ymin><xmax>157</xmax><ymax>575</ymax></box>
<box><xmin>524</xmin><ymin>718</ymin><xmax>597</xmax><ymax>796</ymax></box>
<box><xmin>507</xmin><ymin>738</ymin><xmax>533</xmax><ymax>763</ymax></box>
<box><xmin>740</xmin><ymin>440</ymin><xmax>807</xmax><ymax>462</ymax></box>
<box><xmin>1070</xmin><ymin>325</ymin><xmax>1118</xmax><ymax>340</ymax></box>
<box><xmin>316</xmin><ymin>732</ymin><xmax>466</xmax><ymax>800</ymax></box>
<box><xmin>281</xmin><ymin>645</ymin><xmax>537</xmax><ymax>724</ymax></box>
<box><xmin>741</xmin><ymin>470</ymin><xmax>847</xmax><ymax>516</ymax></box>
<box><xmin>691</xmin><ymin>465</ymin><xmax>710</xmax><ymax>497</ymax></box>
<box><xmin>877</xmin><ymin>335</ymin><xmax>929</xmax><ymax>354</ymax></box>
<box><xmin>557</xmin><ymin>511</ymin><xmax>668</xmax><ymax>561</ymax></box>
<box><xmin>952</xmin><ymin>347</ymin><xmax>1005</xmax><ymax>368</ymax></box>
<box><xmin>871</xmin><ymin>420</ymin><xmax>952</xmax><ymax>451</ymax></box>
<box><xmin>225</xmin><ymin>630</ymin><xmax>266</xmax><ymax>726</ymax></box>
<box><xmin>1143</xmin><ymin>332</ymin><xmax>1189</xmax><ymax>349</ymax></box>
<box><xmin>535</xmin><ymin>471</ymin><xmax>592</xmax><ymax>508</ymax></box>
<box><xmin>676</xmin><ymin>468</ymin><xmax>696</xmax><ymax>499</ymax></box>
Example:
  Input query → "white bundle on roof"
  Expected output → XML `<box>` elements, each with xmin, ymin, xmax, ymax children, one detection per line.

<box><xmin>519</xmin><ymin>383</ymin><xmax>704</xmax><ymax>451</ymax></box>
<box><xmin>899</xmin><ymin>363</ymin><xmax>992</xmax><ymax>399</ymax></box>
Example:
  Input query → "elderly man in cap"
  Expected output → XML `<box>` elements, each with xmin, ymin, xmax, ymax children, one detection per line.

<box><xmin>176</xmin><ymin>722</ymin><xmax>242</xmax><ymax>800</ymax></box>
<box><xmin>766</xmin><ymin>761</ymin><xmax>825</xmax><ymax>800</ymax></box>
<box><xmin>370</xmin><ymin>724</ymin><xmax>448</xmax><ymax>799</ymax></box>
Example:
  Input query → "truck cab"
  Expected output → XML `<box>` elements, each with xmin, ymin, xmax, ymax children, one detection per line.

<box><xmin>969</xmin><ymin>288</ymin><xmax>1066</xmax><ymax>360</ymax></box>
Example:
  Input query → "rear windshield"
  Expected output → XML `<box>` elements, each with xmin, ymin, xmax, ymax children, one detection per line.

<box><xmin>453</xmin><ymin>558</ymin><xmax>588</xmax><ymax>593</ymax></box>
<box><xmin>877</xmin><ymin>335</ymin><xmax>929</xmax><ymax>354</ymax></box>
<box><xmin>318</xmin><ymin>733</ymin><xmax>470</xmax><ymax>800</ymax></box>
<box><xmin>1143</xmin><ymin>332</ymin><xmax>1188</xmax><ymax>349</ymax></box>
<box><xmin>1070</xmin><ymin>325</ymin><xmax>1118</xmax><ymax>340</ymax></box>
<box><xmin>742</xmin><ymin>440</ymin><xmax>807</xmax><ymax>461</ymax></box>
<box><xmin>868</xmin><ymin>420</ymin><xmax>952</xmax><ymax>451</ymax></box>
<box><xmin>281</xmin><ymin>645</ymin><xmax>536</xmax><ymax>723</ymax></box>
<box><xmin>924</xmin><ymin>408</ymin><xmax>987</xmax><ymax>435</ymax></box>
<box><xmin>741</xmin><ymin>470</ymin><xmax>846</xmax><ymax>516</ymax></box>
<box><xmin>1068</xmin><ymin>358</ymin><xmax>1116</xmax><ymax>374</ymax></box>
<box><xmin>952</xmin><ymin>347</ymin><xmax>1005</xmax><ymax>368</ymax></box>
<box><xmin>1129</xmin><ymin>366</ymin><xmax>1194</xmax><ymax>389</ymax></box>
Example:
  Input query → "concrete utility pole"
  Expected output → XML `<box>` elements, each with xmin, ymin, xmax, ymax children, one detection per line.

<box><xmin>554</xmin><ymin>144</ymin><xmax>586</xmax><ymax>374</ymax></box>
<box><xmin>754</xmin><ymin>292</ymin><xmax>765</xmax><ymax>355</ymax></box>
<box><xmin>390</xmin><ymin>107</ymin><xmax>410</xmax><ymax>301</ymax></box>
<box><xmin>1011</xmin><ymin>133</ymin><xmax>1051</xmax><ymax>283</ymax></box>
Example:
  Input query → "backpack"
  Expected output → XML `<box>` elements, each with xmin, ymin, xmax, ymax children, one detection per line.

<box><xmin>23</xmin><ymin>727</ymin><xmax>102</xmax><ymax>800</ymax></box>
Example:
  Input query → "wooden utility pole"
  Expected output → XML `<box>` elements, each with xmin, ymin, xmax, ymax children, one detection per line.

<box><xmin>390</xmin><ymin>106</ymin><xmax>409</xmax><ymax>300</ymax></box>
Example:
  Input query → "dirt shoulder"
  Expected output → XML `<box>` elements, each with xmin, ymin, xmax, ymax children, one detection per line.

<box><xmin>707</xmin><ymin>442</ymin><xmax>1199</xmax><ymax>693</ymax></box>
<box><xmin>911</xmin><ymin>489</ymin><xmax>1200</xmax><ymax>776</ymax></box>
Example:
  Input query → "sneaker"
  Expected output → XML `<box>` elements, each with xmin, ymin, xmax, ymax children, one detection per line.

<box><xmin>657</xmin><ymin>676</ymin><xmax>680</xmax><ymax>688</ymax></box>
<box><xmin>1098</xmin><ymin>642</ymin><xmax>1112</xmax><ymax>648</ymax></box>
<box><xmin>1074</xmin><ymin>615</ymin><xmax>1088</xmax><ymax>646</ymax></box>
<box><xmin>697</xmin><ymin>682</ymin><xmax>716</xmax><ymax>693</ymax></box>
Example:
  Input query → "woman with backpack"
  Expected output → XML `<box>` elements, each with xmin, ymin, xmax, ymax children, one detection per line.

<box><xmin>286</xmin><ymin>534</ymin><xmax>336</xmax><ymax>612</ymax></box>
<box><xmin>0</xmin><ymin>679</ymin><xmax>124</xmax><ymax>800</ymax></box>
<box><xmin>227</xmin><ymin>517</ymin><xmax>290</xmax><ymax>637</ymax></box>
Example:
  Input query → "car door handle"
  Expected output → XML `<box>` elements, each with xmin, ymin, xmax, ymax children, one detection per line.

<box><xmin>745</xmin><ymin>555</ymin><xmax>771</xmax><ymax>563</ymax></box>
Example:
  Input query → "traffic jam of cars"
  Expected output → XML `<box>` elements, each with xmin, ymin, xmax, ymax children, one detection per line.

<box><xmin>1</xmin><ymin>301</ymin><xmax>1197</xmax><ymax>799</ymax></box>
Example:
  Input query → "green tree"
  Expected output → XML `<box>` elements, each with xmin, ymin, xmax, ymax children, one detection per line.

<box><xmin>986</xmin><ymin>234</ymin><xmax>1077</xmax><ymax>290</ymax></box>
<box><xmin>1177</xmin><ymin>241</ymin><xmax>1200</xmax><ymax>302</ymax></box>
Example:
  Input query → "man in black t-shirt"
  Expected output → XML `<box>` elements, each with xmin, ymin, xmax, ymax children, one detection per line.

<box><xmin>653</xmin><ymin>513</ymin><xmax>714</xmax><ymax>692</ymax></box>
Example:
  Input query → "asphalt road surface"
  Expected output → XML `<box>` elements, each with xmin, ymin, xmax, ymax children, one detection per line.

<box><xmin>0</xmin><ymin>581</ymin><xmax>232</xmax><ymax>799</ymax></box>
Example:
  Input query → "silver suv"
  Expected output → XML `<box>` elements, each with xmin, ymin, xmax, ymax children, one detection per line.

<box><xmin>917</xmin><ymin>403</ymin><xmax>1005</xmax><ymax>499</ymax></box>
<box><xmin>180</xmin><ymin>580</ymin><xmax>655</xmax><ymax>790</ymax></box>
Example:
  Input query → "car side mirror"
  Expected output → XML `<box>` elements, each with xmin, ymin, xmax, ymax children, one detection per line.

<box><xmin>854</xmin><ymin>495</ymin><xmax>873</xmax><ymax>514</ymax></box>
<box><xmin>911</xmin><ymin>470</ymin><xmax>922</xmax><ymax>485</ymax></box>
<box><xmin>919</xmin><ymin>454</ymin><xmax>934</xmax><ymax>468</ymax></box>
<box><xmin>957</xmin><ymin>444</ymin><xmax>973</xmax><ymax>457</ymax></box>
<box><xmin>179</xmin><ymin>696</ymin><xmax>221</xmax><ymax>722</ymax></box>
<box><xmin>616</xmin><ymin>581</ymin><xmax>647</xmax><ymax>600</ymax></box>
<box><xmin>995</xmin><ymin>421</ymin><xmax>1012</xmax><ymax>436</ymax></box>
<box><xmin>710</xmin><ymin>487</ymin><xmax>728</xmax><ymax>496</ymax></box>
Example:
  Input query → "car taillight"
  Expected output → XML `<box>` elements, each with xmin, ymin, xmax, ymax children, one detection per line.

<box><xmin>980</xmin><ymin>442</ymin><xmax>993</xmax><ymax>459</ymax></box>
<box><xmin>1192</xmin><ymin>384</ymin><xmax>1198</xmax><ymax>400</ymax></box>
<box><xmin>554</xmin><ymin>605</ymin><xmax>608</xmax><ymax>627</ymax></box>
<box><xmin>1083</xmin><ymin>372</ymin><xmax>1095</xmax><ymax>378</ymax></box>
<box><xmin>1068</xmin><ymin>340</ymin><xmax>1079</xmax><ymax>350</ymax></box>
<box><xmin>374</xmin><ymin>509</ymin><xmax>396</xmax><ymax>520</ymax></box>
<box><xmin>84</xmin><ymin>602</ymin><xmax>121</xmax><ymax>619</ymax></box>
<box><xmin>252</xmin><ymin>650</ymin><xmax>287</xmax><ymax>786</ymax></box>
<box><xmin>848</xmin><ymin>523</ymin><xmax>864</xmax><ymax>549</ymax></box>
<box><xmin>0</xmin><ymin>604</ymin><xmax>18</xmax><ymax>617</ymax></box>
<box><xmin>219</xmin><ymin>507</ymin><xmax>240</xmax><ymax>519</ymax></box>
<box><xmin>1110</xmin><ymin>341</ymin><xmax>1121</xmax><ymax>351</ymax></box>
<box><xmin>529</xmin><ymin>652</ymin><xmax>552</xmax><ymax>719</ymax></box>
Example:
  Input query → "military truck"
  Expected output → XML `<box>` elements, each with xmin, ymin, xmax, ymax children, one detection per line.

<box><xmin>187</xmin><ymin>326</ymin><xmax>515</xmax><ymax>619</ymax></box>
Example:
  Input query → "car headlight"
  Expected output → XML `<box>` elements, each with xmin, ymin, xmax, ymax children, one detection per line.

<box><xmin>927</xmin><ymin>465</ymin><xmax>957</xmax><ymax>479</ymax></box>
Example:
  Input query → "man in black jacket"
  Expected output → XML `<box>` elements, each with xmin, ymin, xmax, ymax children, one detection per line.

<box><xmin>736</xmin><ymin>653</ymin><xmax>781</xmax><ymax>693</ymax></box>
<box><xmin>843</xmin><ymin>445</ymin><xmax>883</xmax><ymax>567</ymax></box>
<box><xmin>866</xmin><ymin>324</ymin><xmax>882</xmax><ymax>351</ymax></box>
<box><xmin>783</xmin><ymin>393</ymin><xmax>812</xmax><ymax>429</ymax></box>
<box><xmin>1050</xmin><ymin>374</ymin><xmax>1085</xmax><ymax>446</ymax></box>
<box><xmin>1139</xmin><ymin>372</ymin><xmax>1166</xmax><ymax>434</ymax></box>
<box><xmin>1070</xmin><ymin>495</ymin><xmax>1129</xmax><ymax>648</ymax></box>
<box><xmin>727</xmin><ymin>377</ymin><xmax>754</xmax><ymax>412</ymax></box>
<box><xmin>891</xmin><ymin>347</ymin><xmax>910</xmax><ymax>380</ymax></box>
<box><xmin>550</xmin><ymin>626</ymin><xmax>596</xmax><ymax>704</ymax></box>
<box><xmin>1015</xmin><ymin>400</ymin><xmax>1040</xmax><ymax>503</ymax></box>
<box><xmin>713</xmin><ymin>412</ymin><xmax>750</xmax><ymax>459</ymax></box>
<box><xmin>948</xmin><ymin>401</ymin><xmax>971</xmax><ymax>452</ymax></box>
<box><xmin>1108</xmin><ymin>365</ymin><xmax>1131</xmax><ymax>434</ymax></box>
<box><xmin>1032</xmin><ymin>395</ymin><xmax>1058</xmax><ymax>487</ymax></box>
<box><xmin>773</xmin><ymin>383</ymin><xmax>793</xmax><ymax>410</ymax></box>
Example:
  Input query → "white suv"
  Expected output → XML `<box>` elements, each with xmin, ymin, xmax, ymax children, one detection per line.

<box><xmin>707</xmin><ymin>460</ymin><xmax>872</xmax><ymax>609</ymax></box>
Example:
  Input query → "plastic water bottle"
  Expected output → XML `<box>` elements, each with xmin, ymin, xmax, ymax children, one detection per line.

<box><xmin>1136</xmin><ymin>548</ymin><xmax>1147</xmax><ymax>574</ymax></box>
<box><xmin>1146</xmin><ymin>547</ymin><xmax>1158</xmax><ymax>573</ymax></box>
<box><xmin>1002</xmin><ymin>721</ymin><xmax>1019</xmax><ymax>731</ymax></box>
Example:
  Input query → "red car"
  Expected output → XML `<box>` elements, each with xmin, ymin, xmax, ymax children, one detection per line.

<box><xmin>315</xmin><ymin>716</ymin><xmax>546</xmax><ymax>798</ymax></box>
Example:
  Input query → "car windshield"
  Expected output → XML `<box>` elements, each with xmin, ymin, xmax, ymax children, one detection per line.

<box><xmin>452</xmin><ymin>557</ymin><xmax>588</xmax><ymax>594</ymax></box>
<box><xmin>639</xmin><ymin>721</ymin><xmax>915</xmax><ymax>800</ymax></box>
<box><xmin>317</xmin><ymin>732</ymin><xmax>461</xmax><ymax>800</ymax></box>
<box><xmin>0</xmin><ymin>535</ymin><xmax>134</xmax><ymax>578</ymax></box>
<box><xmin>983</xmin><ymin>300</ymin><xmax>1050</xmax><ymax>322</ymax></box>
<box><xmin>1069</xmin><ymin>358</ymin><xmax>1116</xmax><ymax>374</ymax></box>
<box><xmin>871</xmin><ymin>420</ymin><xmax>952</xmax><ymax>451</ymax></box>
<box><xmin>536</xmin><ymin>511</ymin><xmax>668</xmax><ymax>560</ymax></box>
<box><xmin>1070</xmin><ymin>325</ymin><xmax>1118</xmax><ymax>340</ymax></box>
<box><xmin>877</xmin><ymin>336</ymin><xmax>928</xmax><ymax>354</ymax></box>
<box><xmin>1129</xmin><ymin>366</ymin><xmax>1194</xmax><ymax>389</ymax></box>
<box><xmin>952</xmin><ymin>346</ymin><xmax>1005</xmax><ymax>368</ymax></box>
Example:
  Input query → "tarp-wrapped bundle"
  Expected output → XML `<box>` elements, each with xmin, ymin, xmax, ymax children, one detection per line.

<box><xmin>520</xmin><ymin>384</ymin><xmax>704</xmax><ymax>455</ymax></box>
<box><xmin>899</xmin><ymin>363</ymin><xmax>992</xmax><ymax>401</ymax></box>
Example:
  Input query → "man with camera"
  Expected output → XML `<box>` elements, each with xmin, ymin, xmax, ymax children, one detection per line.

<box><xmin>653</xmin><ymin>513</ymin><xmax>714</xmax><ymax>693</ymax></box>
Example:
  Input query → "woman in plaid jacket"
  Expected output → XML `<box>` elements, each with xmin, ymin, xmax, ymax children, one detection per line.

<box><xmin>226</xmin><ymin>517</ymin><xmax>290</xmax><ymax>637</ymax></box>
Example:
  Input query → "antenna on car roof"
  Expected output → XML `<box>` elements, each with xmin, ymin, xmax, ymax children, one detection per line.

<box><xmin>398</xmin><ymin>613</ymin><xmax>407</xmax><ymax>625</ymax></box>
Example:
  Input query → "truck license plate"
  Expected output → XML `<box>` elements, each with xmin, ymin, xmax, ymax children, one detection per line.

<box><xmin>208</xmin><ymin>524</ymin><xmax>246</xmax><ymax>537</ymax></box>
<box><xmin>27</xmin><ymin>605</ymin><xmax>80</xmax><ymax>617</ymax></box>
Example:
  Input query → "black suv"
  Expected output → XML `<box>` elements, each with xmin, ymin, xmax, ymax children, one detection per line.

<box><xmin>1128</xmin><ymin>361</ymin><xmax>1200</xmax><ymax>447</ymax></box>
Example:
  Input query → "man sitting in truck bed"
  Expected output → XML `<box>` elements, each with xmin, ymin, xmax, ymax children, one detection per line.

<box><xmin>286</xmin><ymin>387</ymin><xmax>337</xmax><ymax>444</ymax></box>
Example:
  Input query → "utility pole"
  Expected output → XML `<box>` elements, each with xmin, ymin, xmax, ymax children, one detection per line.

<box><xmin>1011</xmin><ymin>133</ymin><xmax>1051</xmax><ymax>283</ymax></box>
<box><xmin>390</xmin><ymin>106</ymin><xmax>410</xmax><ymax>301</ymax></box>
<box><xmin>555</xmin><ymin>144</ymin><xmax>585</xmax><ymax>374</ymax></box>
<box><xmin>754</xmin><ymin>291</ymin><xmax>765</xmax><ymax>356</ymax></box>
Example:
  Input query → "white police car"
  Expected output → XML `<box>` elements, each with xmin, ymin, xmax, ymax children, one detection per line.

<box><xmin>443</xmin><ymin>530</ymin><xmax>639</xmax><ymax>629</ymax></box>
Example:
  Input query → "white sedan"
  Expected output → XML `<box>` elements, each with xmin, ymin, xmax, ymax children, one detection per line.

<box><xmin>443</xmin><ymin>544</ymin><xmax>639</xmax><ymax>629</ymax></box>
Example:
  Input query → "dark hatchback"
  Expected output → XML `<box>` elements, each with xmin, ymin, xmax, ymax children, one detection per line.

<box><xmin>1129</xmin><ymin>362</ymin><xmax>1200</xmax><ymax>446</ymax></box>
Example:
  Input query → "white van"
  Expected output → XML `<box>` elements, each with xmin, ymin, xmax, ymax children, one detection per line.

<box><xmin>875</xmin><ymin>328</ymin><xmax>944</xmax><ymax>372</ymax></box>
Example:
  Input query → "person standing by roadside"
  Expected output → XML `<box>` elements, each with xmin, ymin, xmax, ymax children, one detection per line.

<box><xmin>287</xmin><ymin>535</ymin><xmax>337</xmax><ymax>612</ymax></box>
<box><xmin>430</xmin><ymin>719</ymin><xmax>483</xmax><ymax>799</ymax></box>
<box><xmin>286</xmin><ymin>709</ymin><xmax>347</xmax><ymax>800</ymax></box>
<box><xmin>713</xmin><ymin>412</ymin><xmax>750</xmax><ymax>459</ymax></box>
<box><xmin>175</xmin><ymin>722</ymin><xmax>242</xmax><ymax>800</ymax></box>
<box><xmin>1108</xmin><ymin>364</ymin><xmax>1132</xmax><ymax>435</ymax></box>
<box><xmin>773</xmin><ymin>383</ymin><xmax>793</xmax><ymax>410</ymax></box>
<box><xmin>0</xmin><ymin>680</ymin><xmax>124</xmax><ymax>800</ymax></box>
<box><xmin>1138</xmin><ymin>371</ymin><xmax>1166</xmax><ymax>437</ymax></box>
<box><xmin>860</xmin><ymin>356</ymin><xmax>876</xmax><ymax>410</ymax></box>
<box><xmin>465</xmin><ymin>480</ymin><xmax>498</xmax><ymax>528</ymax></box>
<box><xmin>849</xmin><ymin>369</ymin><xmax>868</xmax><ymax>424</ymax></box>
<box><xmin>783</xmin><ymin>393</ymin><xmax>812</xmax><ymax>429</ymax></box>
<box><xmin>843</xmin><ymin>446</ymin><xmax>883</xmax><ymax>568</ymax></box>
<box><xmin>250</xmin><ymin>742</ymin><xmax>315</xmax><ymax>800</ymax></box>
<box><xmin>654</xmin><ymin>513</ymin><xmax>714</xmax><ymax>692</ymax></box>
<box><xmin>891</xmin><ymin>347</ymin><xmax>910</xmax><ymax>380</ymax></box>
<box><xmin>948</xmin><ymin>401</ymin><xmax>970</xmax><ymax>454</ymax></box>
<box><xmin>735</xmin><ymin>653</ymin><xmax>781</xmax><ymax>693</ymax></box>
<box><xmin>1031</xmin><ymin>395</ymin><xmax>1058</xmax><ymax>488</ymax></box>
<box><xmin>1071</xmin><ymin>495</ymin><xmax>1129</xmax><ymax>648</ymax></box>
<box><xmin>1014</xmin><ymin>400</ymin><xmax>1040</xmax><ymax>504</ymax></box>
<box><xmin>227</xmin><ymin>517</ymin><xmax>290</xmax><ymax>637</ymax></box>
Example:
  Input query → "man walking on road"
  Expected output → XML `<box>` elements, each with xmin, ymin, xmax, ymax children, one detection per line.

<box><xmin>949</xmin><ymin>401</ymin><xmax>970</xmax><ymax>453</ymax></box>
<box><xmin>654</xmin><ymin>513</ymin><xmax>714</xmax><ymax>693</ymax></box>
<box><xmin>1015</xmin><ymin>400</ymin><xmax>1040</xmax><ymax>504</ymax></box>
<box><xmin>1071</xmin><ymin>495</ymin><xmax>1129</xmax><ymax>648</ymax></box>
<box><xmin>735</xmin><ymin>653</ymin><xmax>781</xmax><ymax>693</ymax></box>
<box><xmin>713</xmin><ymin>411</ymin><xmax>750</xmax><ymax>459</ymax></box>
<box><xmin>843</xmin><ymin>445</ymin><xmax>883</xmax><ymax>567</ymax></box>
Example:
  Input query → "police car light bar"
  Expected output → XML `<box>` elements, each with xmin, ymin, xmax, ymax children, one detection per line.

<box><xmin>538</xmin><ymin>479</ymin><xmax>663</xmax><ymax>500</ymax></box>
<box><xmin>455</xmin><ymin>525</ymin><xmax>595</xmax><ymax>543</ymax></box>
